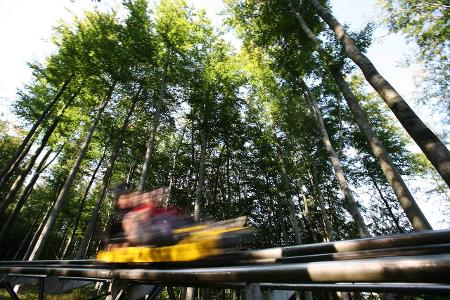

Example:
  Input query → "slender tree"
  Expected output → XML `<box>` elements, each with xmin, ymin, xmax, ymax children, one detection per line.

<box><xmin>0</xmin><ymin>146</ymin><xmax>63</xmax><ymax>244</ymax></box>
<box><xmin>139</xmin><ymin>60</ymin><xmax>169</xmax><ymax>191</ymax></box>
<box><xmin>76</xmin><ymin>89</ymin><xmax>140</xmax><ymax>258</ymax></box>
<box><xmin>62</xmin><ymin>147</ymin><xmax>107</xmax><ymax>259</ymax></box>
<box><xmin>194</xmin><ymin>112</ymin><xmax>208</xmax><ymax>221</ymax></box>
<box><xmin>309</xmin><ymin>0</ymin><xmax>450</xmax><ymax>186</ymax></box>
<box><xmin>0</xmin><ymin>92</ymin><xmax>77</xmax><ymax>216</ymax></box>
<box><xmin>271</xmin><ymin>135</ymin><xmax>303</xmax><ymax>244</ymax></box>
<box><xmin>286</xmin><ymin>1</ymin><xmax>432</xmax><ymax>231</ymax></box>
<box><xmin>28</xmin><ymin>82</ymin><xmax>115</xmax><ymax>260</ymax></box>
<box><xmin>0</xmin><ymin>77</ymin><xmax>73</xmax><ymax>191</ymax></box>
<box><xmin>300</xmin><ymin>78</ymin><xmax>369</xmax><ymax>237</ymax></box>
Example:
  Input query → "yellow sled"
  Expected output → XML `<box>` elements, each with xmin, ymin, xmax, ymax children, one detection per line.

<box><xmin>97</xmin><ymin>217</ymin><xmax>249</xmax><ymax>263</ymax></box>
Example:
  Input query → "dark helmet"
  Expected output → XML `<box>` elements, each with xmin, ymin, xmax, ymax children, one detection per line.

<box><xmin>112</xmin><ymin>182</ymin><xmax>129</xmax><ymax>198</ymax></box>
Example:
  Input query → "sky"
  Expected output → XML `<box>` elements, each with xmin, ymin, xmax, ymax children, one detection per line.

<box><xmin>0</xmin><ymin>0</ymin><xmax>448</xmax><ymax>228</ymax></box>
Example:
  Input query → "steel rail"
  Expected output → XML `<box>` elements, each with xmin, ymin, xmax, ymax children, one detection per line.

<box><xmin>2</xmin><ymin>242</ymin><xmax>449</xmax><ymax>270</ymax></box>
<box><xmin>219</xmin><ymin>229</ymin><xmax>450</xmax><ymax>260</ymax></box>
<box><xmin>0</xmin><ymin>260</ymin><xmax>96</xmax><ymax>266</ymax></box>
<box><xmin>2</xmin><ymin>254</ymin><xmax>450</xmax><ymax>284</ymax></box>
<box><xmin>277</xmin><ymin>243</ymin><xmax>450</xmax><ymax>264</ymax></box>
<box><xmin>167</xmin><ymin>282</ymin><xmax>450</xmax><ymax>294</ymax></box>
<box><xmin>258</xmin><ymin>283</ymin><xmax>450</xmax><ymax>294</ymax></box>
<box><xmin>3</xmin><ymin>228</ymin><xmax>445</xmax><ymax>266</ymax></box>
<box><xmin>1</xmin><ymin>231</ymin><xmax>449</xmax><ymax>270</ymax></box>
<box><xmin>6</xmin><ymin>274</ymin><xmax>450</xmax><ymax>295</ymax></box>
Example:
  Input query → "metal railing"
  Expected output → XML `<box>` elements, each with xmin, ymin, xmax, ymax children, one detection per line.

<box><xmin>1</xmin><ymin>229</ymin><xmax>450</xmax><ymax>299</ymax></box>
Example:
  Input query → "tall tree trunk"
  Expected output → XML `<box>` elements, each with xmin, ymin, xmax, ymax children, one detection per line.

<box><xmin>187</xmin><ymin>125</ymin><xmax>196</xmax><ymax>203</ymax></box>
<box><xmin>139</xmin><ymin>59</ymin><xmax>170</xmax><ymax>192</ymax></box>
<box><xmin>0</xmin><ymin>91</ymin><xmax>77</xmax><ymax>216</ymax></box>
<box><xmin>307</xmin><ymin>168</ymin><xmax>336</xmax><ymax>241</ymax></box>
<box><xmin>0</xmin><ymin>135</ymin><xmax>36</xmax><ymax>196</ymax></box>
<box><xmin>194</xmin><ymin>114</ymin><xmax>208</xmax><ymax>222</ymax></box>
<box><xmin>57</xmin><ymin>220</ymin><xmax>73</xmax><ymax>259</ymax></box>
<box><xmin>28</xmin><ymin>82</ymin><xmax>115</xmax><ymax>260</ymax></box>
<box><xmin>301</xmin><ymin>79</ymin><xmax>369</xmax><ymax>237</ymax></box>
<box><xmin>366</xmin><ymin>170</ymin><xmax>404</xmax><ymax>233</ymax></box>
<box><xmin>275</xmin><ymin>205</ymin><xmax>289</xmax><ymax>245</ymax></box>
<box><xmin>62</xmin><ymin>147</ymin><xmax>107</xmax><ymax>259</ymax></box>
<box><xmin>226</xmin><ymin>149</ymin><xmax>232</xmax><ymax>219</ymax></box>
<box><xmin>298</xmin><ymin>188</ymin><xmax>318</xmax><ymax>242</ymax></box>
<box><xmin>273</xmin><ymin>137</ymin><xmax>303</xmax><ymax>244</ymax></box>
<box><xmin>309</xmin><ymin>0</ymin><xmax>450</xmax><ymax>186</ymax></box>
<box><xmin>0</xmin><ymin>76</ymin><xmax>73</xmax><ymax>189</ymax></box>
<box><xmin>0</xmin><ymin>147</ymin><xmax>57</xmax><ymax>243</ymax></box>
<box><xmin>168</xmin><ymin>123</ymin><xmax>187</xmax><ymax>205</ymax></box>
<box><xmin>76</xmin><ymin>90</ymin><xmax>139</xmax><ymax>259</ymax></box>
<box><xmin>11</xmin><ymin>210</ymin><xmax>43</xmax><ymax>260</ymax></box>
<box><xmin>22</xmin><ymin>196</ymin><xmax>58</xmax><ymax>260</ymax></box>
<box><xmin>287</xmin><ymin>2</ymin><xmax>432</xmax><ymax>231</ymax></box>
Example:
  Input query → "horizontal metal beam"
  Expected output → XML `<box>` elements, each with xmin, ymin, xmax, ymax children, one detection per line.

<box><xmin>1</xmin><ymin>230</ymin><xmax>448</xmax><ymax>269</ymax></box>
<box><xmin>278</xmin><ymin>243</ymin><xmax>450</xmax><ymax>264</ymax></box>
<box><xmin>0</xmin><ymin>260</ymin><xmax>96</xmax><ymax>266</ymax></box>
<box><xmin>220</xmin><ymin>229</ymin><xmax>450</xmax><ymax>260</ymax></box>
<box><xmin>2</xmin><ymin>242</ymin><xmax>449</xmax><ymax>271</ymax></box>
<box><xmin>2</xmin><ymin>254</ymin><xmax>450</xmax><ymax>284</ymax></box>
<box><xmin>258</xmin><ymin>283</ymin><xmax>450</xmax><ymax>295</ymax></box>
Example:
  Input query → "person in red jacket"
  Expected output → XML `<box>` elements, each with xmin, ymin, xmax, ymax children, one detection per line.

<box><xmin>119</xmin><ymin>187</ymin><xmax>192</xmax><ymax>246</ymax></box>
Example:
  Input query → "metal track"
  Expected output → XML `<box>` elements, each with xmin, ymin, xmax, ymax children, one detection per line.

<box><xmin>2</xmin><ymin>254</ymin><xmax>450</xmax><ymax>284</ymax></box>
<box><xmin>1</xmin><ymin>229</ymin><xmax>450</xmax><ymax>296</ymax></box>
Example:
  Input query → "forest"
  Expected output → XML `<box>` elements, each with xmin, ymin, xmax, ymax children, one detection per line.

<box><xmin>0</xmin><ymin>0</ymin><xmax>448</xmax><ymax>264</ymax></box>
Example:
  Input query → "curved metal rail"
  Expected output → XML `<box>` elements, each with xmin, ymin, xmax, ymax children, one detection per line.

<box><xmin>1</xmin><ymin>229</ymin><xmax>450</xmax><ymax>298</ymax></box>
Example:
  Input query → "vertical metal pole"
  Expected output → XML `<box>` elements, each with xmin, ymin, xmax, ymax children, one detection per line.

<box><xmin>39</xmin><ymin>277</ymin><xmax>45</xmax><ymax>300</ymax></box>
<box><xmin>305</xmin><ymin>291</ymin><xmax>313</xmax><ymax>300</ymax></box>
<box><xmin>183</xmin><ymin>287</ymin><xmax>195</xmax><ymax>300</ymax></box>
<box><xmin>232</xmin><ymin>289</ymin><xmax>238</xmax><ymax>300</ymax></box>
<box><xmin>245</xmin><ymin>283</ymin><xmax>262</xmax><ymax>300</ymax></box>
<box><xmin>167</xmin><ymin>286</ymin><xmax>177</xmax><ymax>300</ymax></box>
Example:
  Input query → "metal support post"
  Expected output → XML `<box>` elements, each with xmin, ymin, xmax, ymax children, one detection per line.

<box><xmin>39</xmin><ymin>277</ymin><xmax>45</xmax><ymax>300</ymax></box>
<box><xmin>146</xmin><ymin>285</ymin><xmax>163</xmax><ymax>299</ymax></box>
<box><xmin>167</xmin><ymin>286</ymin><xmax>177</xmax><ymax>300</ymax></box>
<box><xmin>106</xmin><ymin>278</ymin><xmax>128</xmax><ymax>300</ymax></box>
<box><xmin>181</xmin><ymin>287</ymin><xmax>195</xmax><ymax>300</ymax></box>
<box><xmin>245</xmin><ymin>283</ymin><xmax>262</xmax><ymax>300</ymax></box>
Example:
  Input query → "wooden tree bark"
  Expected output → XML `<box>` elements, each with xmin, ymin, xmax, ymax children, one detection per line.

<box><xmin>0</xmin><ymin>146</ymin><xmax>61</xmax><ymax>244</ymax></box>
<box><xmin>309</xmin><ymin>0</ymin><xmax>450</xmax><ymax>187</ymax></box>
<box><xmin>273</xmin><ymin>137</ymin><xmax>303</xmax><ymax>244</ymax></box>
<box><xmin>76</xmin><ymin>90</ymin><xmax>139</xmax><ymax>259</ymax></box>
<box><xmin>0</xmin><ymin>135</ymin><xmax>36</xmax><ymax>196</ymax></box>
<box><xmin>139</xmin><ymin>59</ymin><xmax>170</xmax><ymax>192</ymax></box>
<box><xmin>28</xmin><ymin>82</ymin><xmax>115</xmax><ymax>260</ymax></box>
<box><xmin>11</xmin><ymin>211</ymin><xmax>43</xmax><ymax>261</ymax></box>
<box><xmin>301</xmin><ymin>79</ymin><xmax>369</xmax><ymax>237</ymax></box>
<box><xmin>307</xmin><ymin>168</ymin><xmax>336</xmax><ymax>241</ymax></box>
<box><xmin>287</xmin><ymin>2</ymin><xmax>432</xmax><ymax>231</ymax></box>
<box><xmin>366</xmin><ymin>168</ymin><xmax>404</xmax><ymax>233</ymax></box>
<box><xmin>194</xmin><ymin>114</ymin><xmax>208</xmax><ymax>222</ymax></box>
<box><xmin>168</xmin><ymin>123</ymin><xmax>187</xmax><ymax>205</ymax></box>
<box><xmin>0</xmin><ymin>92</ymin><xmax>77</xmax><ymax>216</ymax></box>
<box><xmin>226</xmin><ymin>148</ymin><xmax>232</xmax><ymax>218</ymax></box>
<box><xmin>62</xmin><ymin>147</ymin><xmax>107</xmax><ymax>259</ymax></box>
<box><xmin>298</xmin><ymin>188</ymin><xmax>318</xmax><ymax>242</ymax></box>
<box><xmin>57</xmin><ymin>220</ymin><xmax>73</xmax><ymax>259</ymax></box>
<box><xmin>22</xmin><ymin>194</ymin><xmax>59</xmax><ymax>260</ymax></box>
<box><xmin>0</xmin><ymin>76</ymin><xmax>73</xmax><ymax>190</ymax></box>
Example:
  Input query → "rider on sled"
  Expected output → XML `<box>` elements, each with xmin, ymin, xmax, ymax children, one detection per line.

<box><xmin>106</xmin><ymin>186</ymin><xmax>193</xmax><ymax>249</ymax></box>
